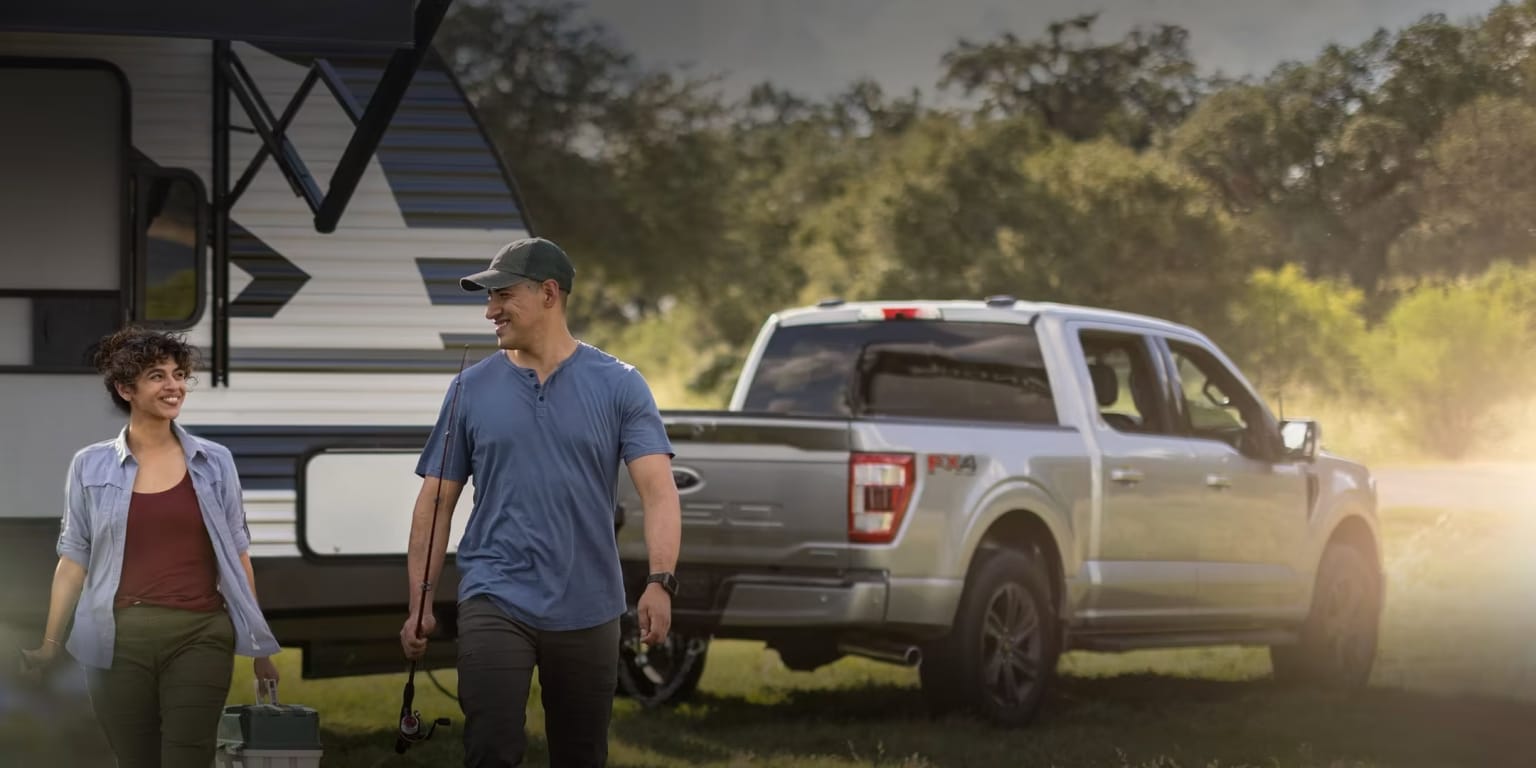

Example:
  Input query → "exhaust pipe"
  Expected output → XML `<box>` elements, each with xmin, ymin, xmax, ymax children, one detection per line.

<box><xmin>838</xmin><ymin>640</ymin><xmax>923</xmax><ymax>667</ymax></box>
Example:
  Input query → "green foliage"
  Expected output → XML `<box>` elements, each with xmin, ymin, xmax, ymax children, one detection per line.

<box><xmin>584</xmin><ymin>301</ymin><xmax>738</xmax><ymax>409</ymax></box>
<box><xmin>1363</xmin><ymin>279</ymin><xmax>1534</xmax><ymax>458</ymax></box>
<box><xmin>939</xmin><ymin>13</ymin><xmax>1205</xmax><ymax>149</ymax></box>
<box><xmin>1221</xmin><ymin>265</ymin><xmax>1368</xmax><ymax>401</ymax></box>
<box><xmin>145</xmin><ymin>268</ymin><xmax>197</xmax><ymax>322</ymax></box>
<box><xmin>783</xmin><ymin>128</ymin><xmax>1239</xmax><ymax>327</ymax></box>
<box><xmin>787</xmin><ymin>113</ymin><xmax>1047</xmax><ymax>304</ymax></box>
<box><xmin>1173</xmin><ymin>13</ymin><xmax>1503</xmax><ymax>294</ymax></box>
<box><xmin>1004</xmin><ymin>140</ymin><xmax>1241</xmax><ymax>329</ymax></box>
<box><xmin>1391</xmin><ymin>96</ymin><xmax>1536</xmax><ymax>277</ymax></box>
<box><xmin>1472</xmin><ymin>261</ymin><xmax>1536</xmax><ymax>328</ymax></box>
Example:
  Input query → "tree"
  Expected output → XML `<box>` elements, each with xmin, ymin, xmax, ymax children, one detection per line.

<box><xmin>1219</xmin><ymin>265</ymin><xmax>1368</xmax><ymax>403</ymax></box>
<box><xmin>997</xmin><ymin>140</ymin><xmax>1242</xmax><ymax>328</ymax></box>
<box><xmin>1391</xmin><ymin>96</ymin><xmax>1536</xmax><ymax>277</ymax></box>
<box><xmin>1364</xmin><ymin>279</ymin><xmax>1533</xmax><ymax>458</ymax></box>
<box><xmin>1473</xmin><ymin>262</ymin><xmax>1536</xmax><ymax>335</ymax></box>
<box><xmin>939</xmin><ymin>13</ymin><xmax>1204</xmax><ymax>149</ymax></box>
<box><xmin>785</xmin><ymin>127</ymin><xmax>1240</xmax><ymax>331</ymax></box>
<box><xmin>784</xmin><ymin>113</ymin><xmax>1048</xmax><ymax>305</ymax></box>
<box><xmin>1480</xmin><ymin>0</ymin><xmax>1536</xmax><ymax>98</ymax></box>
<box><xmin>1172</xmin><ymin>14</ymin><xmax>1508</xmax><ymax>296</ymax></box>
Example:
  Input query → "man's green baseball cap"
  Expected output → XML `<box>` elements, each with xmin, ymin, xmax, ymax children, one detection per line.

<box><xmin>459</xmin><ymin>237</ymin><xmax>575</xmax><ymax>293</ymax></box>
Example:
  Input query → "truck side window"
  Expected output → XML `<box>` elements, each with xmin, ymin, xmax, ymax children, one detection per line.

<box><xmin>742</xmin><ymin>321</ymin><xmax>1058</xmax><ymax>424</ymax></box>
<box><xmin>1166</xmin><ymin>341</ymin><xmax>1268</xmax><ymax>456</ymax></box>
<box><xmin>1078</xmin><ymin>332</ymin><xmax>1167</xmax><ymax>435</ymax></box>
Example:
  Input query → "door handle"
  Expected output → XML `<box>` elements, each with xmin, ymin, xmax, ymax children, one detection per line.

<box><xmin>1206</xmin><ymin>474</ymin><xmax>1232</xmax><ymax>490</ymax></box>
<box><xmin>1110</xmin><ymin>468</ymin><xmax>1144</xmax><ymax>485</ymax></box>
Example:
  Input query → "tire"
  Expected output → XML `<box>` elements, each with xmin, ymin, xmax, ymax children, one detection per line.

<box><xmin>1270</xmin><ymin>541</ymin><xmax>1380</xmax><ymax>688</ymax></box>
<box><xmin>919</xmin><ymin>548</ymin><xmax>1061</xmax><ymax>727</ymax></box>
<box><xmin>615</xmin><ymin>616</ymin><xmax>710</xmax><ymax>708</ymax></box>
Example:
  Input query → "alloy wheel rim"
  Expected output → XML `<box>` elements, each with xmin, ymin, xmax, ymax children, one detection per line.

<box><xmin>1320</xmin><ymin>568</ymin><xmax>1373</xmax><ymax>676</ymax></box>
<box><xmin>979</xmin><ymin>582</ymin><xmax>1043</xmax><ymax>708</ymax></box>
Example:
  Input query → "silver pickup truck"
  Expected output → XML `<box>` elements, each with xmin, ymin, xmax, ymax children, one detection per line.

<box><xmin>615</xmin><ymin>297</ymin><xmax>1383</xmax><ymax>726</ymax></box>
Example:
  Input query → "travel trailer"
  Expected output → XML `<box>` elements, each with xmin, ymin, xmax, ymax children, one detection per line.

<box><xmin>0</xmin><ymin>1</ymin><xmax>522</xmax><ymax>677</ymax></box>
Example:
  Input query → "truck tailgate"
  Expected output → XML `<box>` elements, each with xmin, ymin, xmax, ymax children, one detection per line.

<box><xmin>616</xmin><ymin>413</ymin><xmax>853</xmax><ymax>570</ymax></box>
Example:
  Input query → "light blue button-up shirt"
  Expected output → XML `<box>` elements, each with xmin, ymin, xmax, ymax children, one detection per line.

<box><xmin>56</xmin><ymin>421</ymin><xmax>280</xmax><ymax>669</ymax></box>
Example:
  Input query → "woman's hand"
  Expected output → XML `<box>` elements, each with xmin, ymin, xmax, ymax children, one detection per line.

<box><xmin>253</xmin><ymin>656</ymin><xmax>280</xmax><ymax>687</ymax></box>
<box><xmin>18</xmin><ymin>640</ymin><xmax>60</xmax><ymax>682</ymax></box>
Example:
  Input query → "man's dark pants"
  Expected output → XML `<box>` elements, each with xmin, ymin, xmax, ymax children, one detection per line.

<box><xmin>457</xmin><ymin>595</ymin><xmax>621</xmax><ymax>767</ymax></box>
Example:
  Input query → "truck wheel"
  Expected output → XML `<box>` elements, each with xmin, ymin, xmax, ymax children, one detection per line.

<box><xmin>1270</xmin><ymin>541</ymin><xmax>1380</xmax><ymax>688</ymax></box>
<box><xmin>920</xmin><ymin>548</ymin><xmax>1060</xmax><ymax>727</ymax></box>
<box><xmin>616</xmin><ymin>614</ymin><xmax>710</xmax><ymax>708</ymax></box>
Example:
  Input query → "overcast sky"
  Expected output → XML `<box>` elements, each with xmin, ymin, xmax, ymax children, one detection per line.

<box><xmin>573</xmin><ymin>0</ymin><xmax>1506</xmax><ymax>102</ymax></box>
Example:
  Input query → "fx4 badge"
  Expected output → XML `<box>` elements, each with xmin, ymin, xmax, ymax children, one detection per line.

<box><xmin>927</xmin><ymin>454</ymin><xmax>978</xmax><ymax>475</ymax></box>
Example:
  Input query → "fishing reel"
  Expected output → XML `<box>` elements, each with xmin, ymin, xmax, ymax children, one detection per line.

<box><xmin>394</xmin><ymin>679</ymin><xmax>451</xmax><ymax>754</ymax></box>
<box><xmin>616</xmin><ymin>609</ymin><xmax>709</xmax><ymax>708</ymax></box>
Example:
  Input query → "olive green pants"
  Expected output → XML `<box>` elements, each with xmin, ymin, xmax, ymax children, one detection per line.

<box><xmin>86</xmin><ymin>604</ymin><xmax>235</xmax><ymax>768</ymax></box>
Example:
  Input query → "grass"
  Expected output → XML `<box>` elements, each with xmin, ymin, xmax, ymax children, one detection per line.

<box><xmin>6</xmin><ymin>502</ymin><xmax>1536</xmax><ymax>767</ymax></box>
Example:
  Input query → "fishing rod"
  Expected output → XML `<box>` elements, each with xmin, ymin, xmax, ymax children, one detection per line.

<box><xmin>395</xmin><ymin>345</ymin><xmax>469</xmax><ymax>754</ymax></box>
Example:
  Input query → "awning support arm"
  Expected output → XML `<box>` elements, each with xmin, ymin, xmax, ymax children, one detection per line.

<box><xmin>216</xmin><ymin>0</ymin><xmax>453</xmax><ymax>232</ymax></box>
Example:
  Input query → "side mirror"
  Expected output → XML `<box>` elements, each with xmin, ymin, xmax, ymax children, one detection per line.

<box><xmin>1280</xmin><ymin>419</ymin><xmax>1320</xmax><ymax>462</ymax></box>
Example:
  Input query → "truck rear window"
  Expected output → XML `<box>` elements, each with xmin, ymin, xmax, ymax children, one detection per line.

<box><xmin>741</xmin><ymin>320</ymin><xmax>1058</xmax><ymax>424</ymax></box>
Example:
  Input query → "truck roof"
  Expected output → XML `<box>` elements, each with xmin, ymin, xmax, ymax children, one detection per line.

<box><xmin>773</xmin><ymin>297</ymin><xmax>1201</xmax><ymax>337</ymax></box>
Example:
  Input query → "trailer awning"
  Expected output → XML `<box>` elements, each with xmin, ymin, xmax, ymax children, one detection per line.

<box><xmin>0</xmin><ymin>0</ymin><xmax>416</xmax><ymax>49</ymax></box>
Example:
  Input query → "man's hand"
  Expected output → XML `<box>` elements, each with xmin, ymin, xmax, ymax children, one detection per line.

<box><xmin>637</xmin><ymin>582</ymin><xmax>672</xmax><ymax>645</ymax></box>
<box><xmin>253</xmin><ymin>656</ymin><xmax>280</xmax><ymax>686</ymax></box>
<box><xmin>401</xmin><ymin>611</ymin><xmax>436</xmax><ymax>660</ymax></box>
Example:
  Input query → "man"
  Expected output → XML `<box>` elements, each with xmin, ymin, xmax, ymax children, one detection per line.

<box><xmin>399</xmin><ymin>236</ymin><xmax>682</xmax><ymax>767</ymax></box>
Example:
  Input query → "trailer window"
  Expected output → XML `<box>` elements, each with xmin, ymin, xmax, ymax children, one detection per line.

<box><xmin>134</xmin><ymin>169</ymin><xmax>205</xmax><ymax>328</ymax></box>
<box><xmin>0</xmin><ymin>62</ymin><xmax>127</xmax><ymax>373</ymax></box>
<box><xmin>742</xmin><ymin>320</ymin><xmax>1059</xmax><ymax>424</ymax></box>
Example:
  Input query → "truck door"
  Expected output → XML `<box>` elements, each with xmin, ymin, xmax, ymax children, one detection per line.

<box><xmin>1070</xmin><ymin>327</ymin><xmax>1205</xmax><ymax>630</ymax></box>
<box><xmin>1157</xmin><ymin>337</ymin><xmax>1310</xmax><ymax>617</ymax></box>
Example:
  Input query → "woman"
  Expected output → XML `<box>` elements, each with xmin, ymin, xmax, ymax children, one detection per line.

<box><xmin>21</xmin><ymin>327</ymin><xmax>281</xmax><ymax>768</ymax></box>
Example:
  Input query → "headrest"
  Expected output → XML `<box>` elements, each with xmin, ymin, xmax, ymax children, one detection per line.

<box><xmin>1088</xmin><ymin>363</ymin><xmax>1118</xmax><ymax>407</ymax></box>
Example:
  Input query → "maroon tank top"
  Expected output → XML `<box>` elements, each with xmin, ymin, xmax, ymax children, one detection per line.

<box><xmin>114</xmin><ymin>472</ymin><xmax>223</xmax><ymax>611</ymax></box>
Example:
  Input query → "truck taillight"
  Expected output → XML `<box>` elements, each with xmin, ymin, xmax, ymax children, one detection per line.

<box><xmin>849</xmin><ymin>453</ymin><xmax>915</xmax><ymax>543</ymax></box>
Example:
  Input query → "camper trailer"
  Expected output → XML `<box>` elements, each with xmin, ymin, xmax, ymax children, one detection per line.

<box><xmin>0</xmin><ymin>1</ymin><xmax>520</xmax><ymax>677</ymax></box>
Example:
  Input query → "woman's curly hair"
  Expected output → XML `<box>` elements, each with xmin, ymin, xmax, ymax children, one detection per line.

<box><xmin>93</xmin><ymin>327</ymin><xmax>201</xmax><ymax>414</ymax></box>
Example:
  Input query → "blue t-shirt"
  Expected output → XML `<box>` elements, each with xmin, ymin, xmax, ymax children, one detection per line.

<box><xmin>415</xmin><ymin>343</ymin><xmax>673</xmax><ymax>630</ymax></box>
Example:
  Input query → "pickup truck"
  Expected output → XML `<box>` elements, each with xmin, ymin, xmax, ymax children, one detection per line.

<box><xmin>614</xmin><ymin>297</ymin><xmax>1383</xmax><ymax>727</ymax></box>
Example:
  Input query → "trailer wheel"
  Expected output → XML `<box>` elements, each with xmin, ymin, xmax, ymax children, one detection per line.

<box><xmin>1270</xmin><ymin>541</ymin><xmax>1380</xmax><ymax>688</ymax></box>
<box><xmin>615</xmin><ymin>611</ymin><xmax>709</xmax><ymax>708</ymax></box>
<box><xmin>920</xmin><ymin>548</ymin><xmax>1059</xmax><ymax>727</ymax></box>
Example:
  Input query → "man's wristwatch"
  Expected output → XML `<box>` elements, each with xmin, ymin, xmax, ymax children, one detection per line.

<box><xmin>646</xmin><ymin>571</ymin><xmax>678</xmax><ymax>597</ymax></box>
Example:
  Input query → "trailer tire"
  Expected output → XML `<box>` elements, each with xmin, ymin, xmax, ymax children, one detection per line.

<box><xmin>919</xmin><ymin>548</ymin><xmax>1059</xmax><ymax>727</ymax></box>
